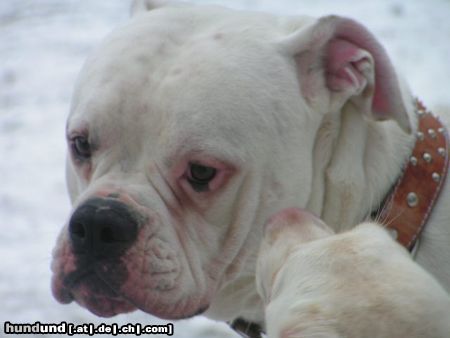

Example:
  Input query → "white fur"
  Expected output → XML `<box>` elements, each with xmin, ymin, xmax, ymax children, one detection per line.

<box><xmin>256</xmin><ymin>211</ymin><xmax>450</xmax><ymax>337</ymax></box>
<box><xmin>52</xmin><ymin>0</ymin><xmax>450</xmax><ymax>331</ymax></box>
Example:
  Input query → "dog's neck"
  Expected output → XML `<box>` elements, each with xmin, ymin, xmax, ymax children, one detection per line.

<box><xmin>221</xmin><ymin>99</ymin><xmax>421</xmax><ymax>337</ymax></box>
<box><xmin>307</xmin><ymin>99</ymin><xmax>418</xmax><ymax>233</ymax></box>
<box><xmin>207</xmin><ymin>97</ymin><xmax>420</xmax><ymax>329</ymax></box>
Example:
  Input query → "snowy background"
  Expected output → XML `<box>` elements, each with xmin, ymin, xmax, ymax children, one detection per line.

<box><xmin>1</xmin><ymin>0</ymin><xmax>450</xmax><ymax>337</ymax></box>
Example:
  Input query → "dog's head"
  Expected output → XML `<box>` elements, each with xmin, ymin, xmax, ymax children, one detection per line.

<box><xmin>51</xmin><ymin>1</ymin><xmax>410</xmax><ymax>321</ymax></box>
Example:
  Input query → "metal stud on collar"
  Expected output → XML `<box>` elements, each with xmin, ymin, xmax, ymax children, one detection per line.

<box><xmin>416</xmin><ymin>109</ymin><xmax>425</xmax><ymax>118</ymax></box>
<box><xmin>376</xmin><ymin>99</ymin><xmax>449</xmax><ymax>253</ymax></box>
<box><xmin>428</xmin><ymin>129</ymin><xmax>437</xmax><ymax>139</ymax></box>
<box><xmin>406</xmin><ymin>192</ymin><xmax>419</xmax><ymax>207</ymax></box>
<box><xmin>432</xmin><ymin>172</ymin><xmax>441</xmax><ymax>182</ymax></box>
<box><xmin>423</xmin><ymin>152</ymin><xmax>432</xmax><ymax>163</ymax></box>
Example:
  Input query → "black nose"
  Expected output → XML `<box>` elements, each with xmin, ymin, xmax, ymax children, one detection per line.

<box><xmin>69</xmin><ymin>198</ymin><xmax>139</xmax><ymax>258</ymax></box>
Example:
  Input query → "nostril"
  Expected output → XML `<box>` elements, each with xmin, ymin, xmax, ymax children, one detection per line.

<box><xmin>70</xmin><ymin>222</ymin><xmax>86</xmax><ymax>239</ymax></box>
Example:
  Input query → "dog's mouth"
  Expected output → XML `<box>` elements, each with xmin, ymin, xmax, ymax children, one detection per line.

<box><xmin>52</xmin><ymin>261</ymin><xmax>137</xmax><ymax>317</ymax></box>
<box><xmin>51</xmin><ymin>256</ymin><xmax>211</xmax><ymax>319</ymax></box>
<box><xmin>52</xmin><ymin>270</ymin><xmax>210</xmax><ymax>319</ymax></box>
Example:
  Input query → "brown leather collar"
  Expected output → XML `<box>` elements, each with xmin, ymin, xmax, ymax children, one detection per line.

<box><xmin>230</xmin><ymin>99</ymin><xmax>449</xmax><ymax>338</ymax></box>
<box><xmin>377</xmin><ymin>99</ymin><xmax>449</xmax><ymax>251</ymax></box>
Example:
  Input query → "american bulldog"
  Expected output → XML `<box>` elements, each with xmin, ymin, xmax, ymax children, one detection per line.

<box><xmin>51</xmin><ymin>0</ymin><xmax>450</xmax><ymax>331</ymax></box>
<box><xmin>256</xmin><ymin>208</ymin><xmax>450</xmax><ymax>337</ymax></box>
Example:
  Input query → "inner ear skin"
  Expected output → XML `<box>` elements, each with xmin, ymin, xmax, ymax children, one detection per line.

<box><xmin>326</xmin><ymin>38</ymin><xmax>370</xmax><ymax>93</ymax></box>
<box><xmin>289</xmin><ymin>15</ymin><xmax>411</xmax><ymax>132</ymax></box>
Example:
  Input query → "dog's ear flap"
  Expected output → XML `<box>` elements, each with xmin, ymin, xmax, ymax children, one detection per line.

<box><xmin>280</xmin><ymin>16</ymin><xmax>411</xmax><ymax>133</ymax></box>
<box><xmin>130</xmin><ymin>0</ymin><xmax>171</xmax><ymax>16</ymax></box>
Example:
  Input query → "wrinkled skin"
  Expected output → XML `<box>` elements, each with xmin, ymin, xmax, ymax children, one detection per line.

<box><xmin>51</xmin><ymin>3</ymin><xmax>315</xmax><ymax>322</ymax></box>
<box><xmin>51</xmin><ymin>0</ymin><xmax>450</xmax><ymax>326</ymax></box>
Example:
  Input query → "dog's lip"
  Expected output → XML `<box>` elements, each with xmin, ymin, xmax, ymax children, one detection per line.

<box><xmin>53</xmin><ymin>269</ymin><xmax>211</xmax><ymax>319</ymax></box>
<box><xmin>52</xmin><ymin>267</ymin><xmax>138</xmax><ymax>317</ymax></box>
<box><xmin>51</xmin><ymin>273</ymin><xmax>74</xmax><ymax>304</ymax></box>
<box><xmin>72</xmin><ymin>281</ymin><xmax>137</xmax><ymax>318</ymax></box>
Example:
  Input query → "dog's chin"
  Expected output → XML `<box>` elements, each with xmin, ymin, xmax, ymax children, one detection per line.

<box><xmin>73</xmin><ymin>287</ymin><xmax>137</xmax><ymax>318</ymax></box>
<box><xmin>52</xmin><ymin>272</ymin><xmax>210</xmax><ymax>319</ymax></box>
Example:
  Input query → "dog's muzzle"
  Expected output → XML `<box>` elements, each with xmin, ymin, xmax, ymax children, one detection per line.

<box><xmin>69</xmin><ymin>197</ymin><xmax>139</xmax><ymax>259</ymax></box>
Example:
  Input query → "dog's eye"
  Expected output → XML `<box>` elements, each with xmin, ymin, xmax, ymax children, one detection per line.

<box><xmin>71</xmin><ymin>136</ymin><xmax>91</xmax><ymax>160</ymax></box>
<box><xmin>187</xmin><ymin>163</ymin><xmax>217</xmax><ymax>192</ymax></box>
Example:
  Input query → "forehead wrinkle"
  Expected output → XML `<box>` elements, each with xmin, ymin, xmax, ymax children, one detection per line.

<box><xmin>160</xmin><ymin>129</ymin><xmax>247</xmax><ymax>171</ymax></box>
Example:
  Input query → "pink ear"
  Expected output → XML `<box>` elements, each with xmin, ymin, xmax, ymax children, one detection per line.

<box><xmin>326</xmin><ymin>18</ymin><xmax>405</xmax><ymax>120</ymax></box>
<box><xmin>285</xmin><ymin>16</ymin><xmax>411</xmax><ymax>132</ymax></box>
<box><xmin>326</xmin><ymin>39</ymin><xmax>371</xmax><ymax>95</ymax></box>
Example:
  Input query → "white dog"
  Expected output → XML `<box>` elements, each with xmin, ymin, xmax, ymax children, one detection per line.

<box><xmin>51</xmin><ymin>0</ymin><xmax>450</xmax><ymax>333</ymax></box>
<box><xmin>257</xmin><ymin>208</ymin><xmax>450</xmax><ymax>337</ymax></box>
